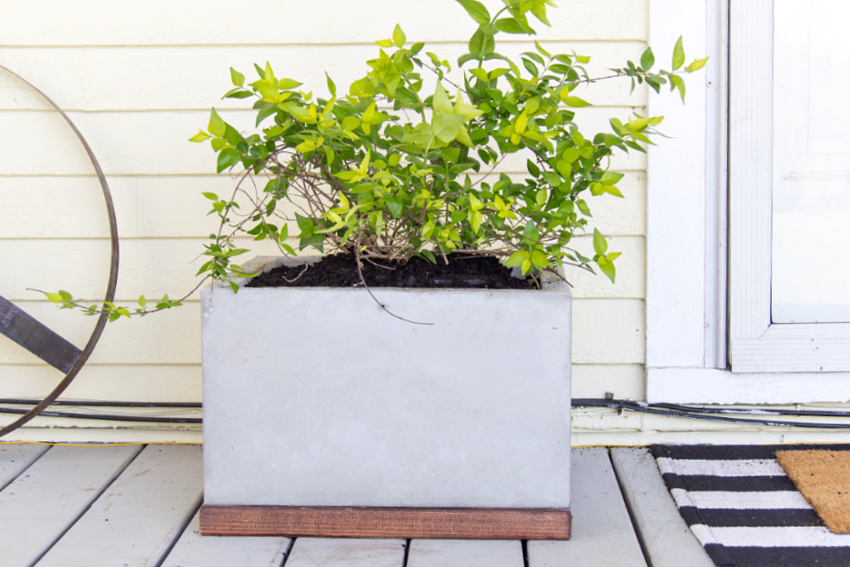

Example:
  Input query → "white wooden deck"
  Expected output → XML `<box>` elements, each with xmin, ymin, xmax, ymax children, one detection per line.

<box><xmin>0</xmin><ymin>444</ymin><xmax>713</xmax><ymax>567</ymax></box>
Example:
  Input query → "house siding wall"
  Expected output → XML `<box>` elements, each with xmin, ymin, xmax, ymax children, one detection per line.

<box><xmin>0</xmin><ymin>0</ymin><xmax>649</xmax><ymax>441</ymax></box>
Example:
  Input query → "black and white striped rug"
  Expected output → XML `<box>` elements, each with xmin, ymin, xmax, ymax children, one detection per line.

<box><xmin>651</xmin><ymin>444</ymin><xmax>850</xmax><ymax>567</ymax></box>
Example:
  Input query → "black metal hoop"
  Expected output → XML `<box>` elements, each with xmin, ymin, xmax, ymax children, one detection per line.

<box><xmin>0</xmin><ymin>64</ymin><xmax>120</xmax><ymax>437</ymax></box>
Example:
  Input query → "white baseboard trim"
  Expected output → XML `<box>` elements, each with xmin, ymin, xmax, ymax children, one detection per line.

<box><xmin>647</xmin><ymin>367</ymin><xmax>850</xmax><ymax>404</ymax></box>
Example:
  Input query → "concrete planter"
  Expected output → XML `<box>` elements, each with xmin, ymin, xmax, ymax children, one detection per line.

<box><xmin>199</xmin><ymin>257</ymin><xmax>572</xmax><ymax>539</ymax></box>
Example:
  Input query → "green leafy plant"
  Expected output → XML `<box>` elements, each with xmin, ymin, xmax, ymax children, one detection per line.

<box><xmin>46</xmin><ymin>0</ymin><xmax>706</xmax><ymax>318</ymax></box>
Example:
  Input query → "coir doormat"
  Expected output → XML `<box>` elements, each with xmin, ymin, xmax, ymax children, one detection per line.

<box><xmin>776</xmin><ymin>450</ymin><xmax>850</xmax><ymax>534</ymax></box>
<box><xmin>651</xmin><ymin>444</ymin><xmax>850</xmax><ymax>567</ymax></box>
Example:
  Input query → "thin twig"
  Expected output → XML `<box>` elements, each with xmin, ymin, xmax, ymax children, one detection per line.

<box><xmin>354</xmin><ymin>244</ymin><xmax>433</xmax><ymax>326</ymax></box>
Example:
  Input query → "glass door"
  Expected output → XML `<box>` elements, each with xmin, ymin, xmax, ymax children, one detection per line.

<box><xmin>771</xmin><ymin>0</ymin><xmax>850</xmax><ymax>324</ymax></box>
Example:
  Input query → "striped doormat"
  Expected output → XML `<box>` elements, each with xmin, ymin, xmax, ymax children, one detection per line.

<box><xmin>651</xmin><ymin>444</ymin><xmax>850</xmax><ymax>567</ymax></box>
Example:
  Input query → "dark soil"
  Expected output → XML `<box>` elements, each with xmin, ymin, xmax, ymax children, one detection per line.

<box><xmin>246</xmin><ymin>253</ymin><xmax>537</xmax><ymax>290</ymax></box>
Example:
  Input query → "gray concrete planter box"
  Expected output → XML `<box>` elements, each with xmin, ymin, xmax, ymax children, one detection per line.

<box><xmin>199</xmin><ymin>257</ymin><xmax>572</xmax><ymax>539</ymax></box>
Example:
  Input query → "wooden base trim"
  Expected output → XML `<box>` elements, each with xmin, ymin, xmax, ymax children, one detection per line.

<box><xmin>200</xmin><ymin>505</ymin><xmax>571</xmax><ymax>540</ymax></box>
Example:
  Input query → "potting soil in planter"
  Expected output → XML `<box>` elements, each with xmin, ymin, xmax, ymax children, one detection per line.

<box><xmin>245</xmin><ymin>252</ymin><xmax>537</xmax><ymax>289</ymax></box>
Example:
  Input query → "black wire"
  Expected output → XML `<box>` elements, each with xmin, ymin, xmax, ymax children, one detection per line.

<box><xmin>2</xmin><ymin>396</ymin><xmax>849</xmax><ymax>428</ymax></box>
<box><xmin>0</xmin><ymin>398</ymin><xmax>201</xmax><ymax>408</ymax></box>
<box><xmin>572</xmin><ymin>398</ymin><xmax>850</xmax><ymax>430</ymax></box>
<box><xmin>651</xmin><ymin>402</ymin><xmax>850</xmax><ymax>418</ymax></box>
<box><xmin>0</xmin><ymin>406</ymin><xmax>201</xmax><ymax>424</ymax></box>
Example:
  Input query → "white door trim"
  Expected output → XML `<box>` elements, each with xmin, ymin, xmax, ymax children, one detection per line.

<box><xmin>645</xmin><ymin>0</ymin><xmax>725</xmax><ymax>373</ymax></box>
<box><xmin>646</xmin><ymin>0</ymin><xmax>850</xmax><ymax>403</ymax></box>
<box><xmin>727</xmin><ymin>0</ymin><xmax>850</xmax><ymax>373</ymax></box>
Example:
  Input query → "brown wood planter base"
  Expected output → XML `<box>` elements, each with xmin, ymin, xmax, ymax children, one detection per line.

<box><xmin>199</xmin><ymin>505</ymin><xmax>571</xmax><ymax>540</ymax></box>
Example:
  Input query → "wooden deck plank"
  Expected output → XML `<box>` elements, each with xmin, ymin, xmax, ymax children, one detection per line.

<box><xmin>407</xmin><ymin>539</ymin><xmax>524</xmax><ymax>567</ymax></box>
<box><xmin>528</xmin><ymin>447</ymin><xmax>646</xmax><ymax>567</ymax></box>
<box><xmin>37</xmin><ymin>444</ymin><xmax>203</xmax><ymax>567</ymax></box>
<box><xmin>610</xmin><ymin>448</ymin><xmax>714</xmax><ymax>567</ymax></box>
<box><xmin>0</xmin><ymin>444</ymin><xmax>141</xmax><ymax>567</ymax></box>
<box><xmin>161</xmin><ymin>508</ymin><xmax>291</xmax><ymax>567</ymax></box>
<box><xmin>285</xmin><ymin>537</ymin><xmax>406</xmax><ymax>567</ymax></box>
<box><xmin>0</xmin><ymin>442</ymin><xmax>49</xmax><ymax>488</ymax></box>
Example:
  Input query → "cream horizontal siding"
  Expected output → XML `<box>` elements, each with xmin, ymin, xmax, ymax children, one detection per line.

<box><xmin>1</xmin><ymin>176</ymin><xmax>236</xmax><ymax>239</ymax></box>
<box><xmin>0</xmin><ymin>43</ymin><xmax>648</xmax><ymax>111</ymax></box>
<box><xmin>0</xmin><ymin>0</ymin><xmax>647</xmax><ymax>46</ymax></box>
<box><xmin>0</xmin><ymin>303</ymin><xmax>199</xmax><ymax>365</ymax></box>
<box><xmin>0</xmin><ymin>0</ymin><xmax>651</xmax><ymax>441</ymax></box>
<box><xmin>1</xmin><ymin>365</ymin><xmax>201</xmax><ymax>403</ymax></box>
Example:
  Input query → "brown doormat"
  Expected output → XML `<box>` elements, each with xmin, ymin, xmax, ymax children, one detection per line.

<box><xmin>776</xmin><ymin>450</ymin><xmax>850</xmax><ymax>533</ymax></box>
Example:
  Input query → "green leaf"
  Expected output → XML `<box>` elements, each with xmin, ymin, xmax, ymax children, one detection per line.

<box><xmin>606</xmin><ymin>185</ymin><xmax>625</xmax><ymax>198</ymax></box>
<box><xmin>252</xmin><ymin>81</ymin><xmax>279</xmax><ymax>102</ymax></box>
<box><xmin>189</xmin><ymin>130</ymin><xmax>210</xmax><ymax>143</ymax></box>
<box><xmin>223</xmin><ymin>88</ymin><xmax>253</xmax><ymax>99</ymax></box>
<box><xmin>600</xmin><ymin>171</ymin><xmax>624</xmax><ymax>186</ymax></box>
<box><xmin>325</xmin><ymin>72</ymin><xmax>336</xmax><ymax>96</ymax></box>
<box><xmin>230</xmin><ymin>67</ymin><xmax>245</xmax><ymax>87</ymax></box>
<box><xmin>598</xmin><ymin>255</ymin><xmax>616</xmax><ymax>282</ymax></box>
<box><xmin>341</xmin><ymin>115</ymin><xmax>361</xmax><ymax>131</ymax></box>
<box><xmin>535</xmin><ymin>189</ymin><xmax>547</xmax><ymax>207</ymax></box>
<box><xmin>216</xmin><ymin>148</ymin><xmax>242</xmax><ymax>173</ymax></box>
<box><xmin>672</xmin><ymin>36</ymin><xmax>685</xmax><ymax>70</ymax></box>
<box><xmin>277</xmin><ymin>78</ymin><xmax>302</xmax><ymax>90</ymax></box>
<box><xmin>469</xmin><ymin>26</ymin><xmax>495</xmax><ymax>57</ymax></box>
<box><xmin>455</xmin><ymin>0</ymin><xmax>491</xmax><ymax>24</ymax></box>
<box><xmin>432</xmin><ymin>113</ymin><xmax>465</xmax><ymax>143</ymax></box>
<box><xmin>384</xmin><ymin>195</ymin><xmax>404</xmax><ymax>218</ymax></box>
<box><xmin>208</xmin><ymin>108</ymin><xmax>226</xmax><ymax>137</ymax></box>
<box><xmin>542</xmin><ymin>171</ymin><xmax>562</xmax><ymax>187</ymax></box>
<box><xmin>529</xmin><ymin>1</ymin><xmax>550</xmax><ymax>26</ymax></box>
<box><xmin>564</xmin><ymin>96</ymin><xmax>590</xmax><ymax>108</ymax></box>
<box><xmin>470</xmin><ymin>68</ymin><xmax>489</xmax><ymax>82</ymax></box>
<box><xmin>504</xmin><ymin>250</ymin><xmax>529</xmax><ymax>267</ymax></box>
<box><xmin>468</xmin><ymin>28</ymin><xmax>484</xmax><ymax>56</ymax></box>
<box><xmin>432</xmin><ymin>83</ymin><xmax>453</xmax><ymax>115</ymax></box>
<box><xmin>515</xmin><ymin>109</ymin><xmax>528</xmax><ymax>134</ymax></box>
<box><xmin>685</xmin><ymin>56</ymin><xmax>709</xmax><ymax>73</ymax></box>
<box><xmin>264</xmin><ymin>61</ymin><xmax>276</xmax><ymax>83</ymax></box>
<box><xmin>295</xmin><ymin>140</ymin><xmax>316</xmax><ymax>153</ymax></box>
<box><xmin>593</xmin><ymin>228</ymin><xmax>608</xmax><ymax>255</ymax></box>
<box><xmin>555</xmin><ymin>160</ymin><xmax>572</xmax><ymax>178</ymax></box>
<box><xmin>223</xmin><ymin>124</ymin><xmax>243</xmax><ymax>147</ymax></box>
<box><xmin>458</xmin><ymin>52</ymin><xmax>478</xmax><ymax>68</ymax></box>
<box><xmin>640</xmin><ymin>47</ymin><xmax>655</xmax><ymax>70</ymax></box>
<box><xmin>44</xmin><ymin>291</ymin><xmax>65</xmax><ymax>303</ymax></box>
<box><xmin>495</xmin><ymin>17</ymin><xmax>527</xmax><ymax>34</ymax></box>
<box><xmin>393</xmin><ymin>24</ymin><xmax>406</xmax><ymax>47</ymax></box>
<box><xmin>534</xmin><ymin>40</ymin><xmax>551</xmax><ymax>58</ymax></box>
<box><xmin>531</xmin><ymin>250</ymin><xmax>551</xmax><ymax>267</ymax></box>
<box><xmin>670</xmin><ymin>73</ymin><xmax>686</xmax><ymax>102</ymax></box>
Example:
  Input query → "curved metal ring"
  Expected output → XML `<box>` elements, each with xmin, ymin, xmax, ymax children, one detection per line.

<box><xmin>0</xmin><ymin>64</ymin><xmax>120</xmax><ymax>437</ymax></box>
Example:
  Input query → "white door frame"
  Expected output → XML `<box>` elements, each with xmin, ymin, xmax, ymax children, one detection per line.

<box><xmin>645</xmin><ymin>0</ymin><xmax>850</xmax><ymax>403</ymax></box>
